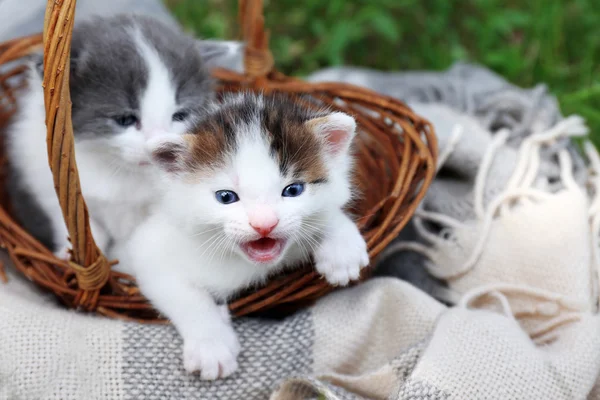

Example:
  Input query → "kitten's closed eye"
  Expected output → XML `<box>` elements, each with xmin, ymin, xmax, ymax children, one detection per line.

<box><xmin>114</xmin><ymin>114</ymin><xmax>139</xmax><ymax>128</ymax></box>
<box><xmin>172</xmin><ymin>111</ymin><xmax>189</xmax><ymax>122</ymax></box>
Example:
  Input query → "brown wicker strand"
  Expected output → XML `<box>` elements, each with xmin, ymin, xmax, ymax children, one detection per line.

<box><xmin>41</xmin><ymin>0</ymin><xmax>110</xmax><ymax>293</ymax></box>
<box><xmin>0</xmin><ymin>260</ymin><xmax>7</xmax><ymax>283</ymax></box>
<box><xmin>68</xmin><ymin>255</ymin><xmax>110</xmax><ymax>291</ymax></box>
<box><xmin>239</xmin><ymin>0</ymin><xmax>274</xmax><ymax>79</ymax></box>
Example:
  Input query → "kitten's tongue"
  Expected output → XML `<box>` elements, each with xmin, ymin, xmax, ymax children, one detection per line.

<box><xmin>241</xmin><ymin>238</ymin><xmax>283</xmax><ymax>263</ymax></box>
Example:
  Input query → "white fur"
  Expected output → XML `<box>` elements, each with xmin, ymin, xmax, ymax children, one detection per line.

<box><xmin>7</xmin><ymin>31</ymin><xmax>188</xmax><ymax>259</ymax></box>
<box><xmin>133</xmin><ymin>29</ymin><xmax>187</xmax><ymax>139</ymax></box>
<box><xmin>123</xmin><ymin>106</ymin><xmax>369</xmax><ymax>379</ymax></box>
<box><xmin>313</xmin><ymin>210</ymin><xmax>370</xmax><ymax>285</ymax></box>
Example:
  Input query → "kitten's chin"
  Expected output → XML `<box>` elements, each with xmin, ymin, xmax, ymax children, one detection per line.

<box><xmin>240</xmin><ymin>238</ymin><xmax>287</xmax><ymax>265</ymax></box>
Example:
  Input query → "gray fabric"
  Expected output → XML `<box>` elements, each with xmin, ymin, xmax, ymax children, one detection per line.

<box><xmin>122</xmin><ymin>312</ymin><xmax>313</xmax><ymax>399</ymax></box>
<box><xmin>307</xmin><ymin>64</ymin><xmax>562</xmax><ymax>140</ymax></box>
<box><xmin>396</xmin><ymin>381</ymin><xmax>451</xmax><ymax>400</ymax></box>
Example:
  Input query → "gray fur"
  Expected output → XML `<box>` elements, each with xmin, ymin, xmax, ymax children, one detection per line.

<box><xmin>66</xmin><ymin>14</ymin><xmax>214</xmax><ymax>139</ymax></box>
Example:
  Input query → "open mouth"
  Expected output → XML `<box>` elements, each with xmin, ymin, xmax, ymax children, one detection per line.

<box><xmin>240</xmin><ymin>237</ymin><xmax>285</xmax><ymax>264</ymax></box>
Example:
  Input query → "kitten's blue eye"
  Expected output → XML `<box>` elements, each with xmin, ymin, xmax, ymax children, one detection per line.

<box><xmin>114</xmin><ymin>114</ymin><xmax>138</xmax><ymax>127</ymax></box>
<box><xmin>215</xmin><ymin>190</ymin><xmax>239</xmax><ymax>204</ymax></box>
<box><xmin>282</xmin><ymin>182</ymin><xmax>305</xmax><ymax>197</ymax></box>
<box><xmin>172</xmin><ymin>111</ymin><xmax>189</xmax><ymax>122</ymax></box>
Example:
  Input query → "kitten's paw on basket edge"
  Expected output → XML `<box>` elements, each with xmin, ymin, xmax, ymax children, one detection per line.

<box><xmin>314</xmin><ymin>211</ymin><xmax>369</xmax><ymax>286</ymax></box>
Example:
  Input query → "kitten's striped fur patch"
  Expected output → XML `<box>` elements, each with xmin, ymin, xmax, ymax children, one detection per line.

<box><xmin>185</xmin><ymin>93</ymin><xmax>330</xmax><ymax>183</ymax></box>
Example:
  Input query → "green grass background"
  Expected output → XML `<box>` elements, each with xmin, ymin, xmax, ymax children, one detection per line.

<box><xmin>165</xmin><ymin>0</ymin><xmax>600</xmax><ymax>144</ymax></box>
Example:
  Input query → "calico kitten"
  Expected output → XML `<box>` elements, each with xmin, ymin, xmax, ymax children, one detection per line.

<box><xmin>6</xmin><ymin>14</ymin><xmax>226</xmax><ymax>258</ymax></box>
<box><xmin>123</xmin><ymin>93</ymin><xmax>369</xmax><ymax>380</ymax></box>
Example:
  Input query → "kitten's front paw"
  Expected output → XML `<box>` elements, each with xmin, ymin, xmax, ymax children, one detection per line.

<box><xmin>314</xmin><ymin>226</ymin><xmax>369</xmax><ymax>286</ymax></box>
<box><xmin>183</xmin><ymin>323</ymin><xmax>241</xmax><ymax>380</ymax></box>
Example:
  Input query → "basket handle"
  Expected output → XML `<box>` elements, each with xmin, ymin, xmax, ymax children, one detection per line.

<box><xmin>42</xmin><ymin>0</ymin><xmax>109</xmax><ymax>294</ymax></box>
<box><xmin>239</xmin><ymin>0</ymin><xmax>274</xmax><ymax>79</ymax></box>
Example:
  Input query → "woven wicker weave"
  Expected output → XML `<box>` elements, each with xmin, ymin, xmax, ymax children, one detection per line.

<box><xmin>0</xmin><ymin>0</ymin><xmax>437</xmax><ymax>322</ymax></box>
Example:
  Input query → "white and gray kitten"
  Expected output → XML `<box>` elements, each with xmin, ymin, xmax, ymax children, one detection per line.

<box><xmin>123</xmin><ymin>93</ymin><xmax>369</xmax><ymax>380</ymax></box>
<box><xmin>6</xmin><ymin>14</ymin><xmax>232</xmax><ymax>258</ymax></box>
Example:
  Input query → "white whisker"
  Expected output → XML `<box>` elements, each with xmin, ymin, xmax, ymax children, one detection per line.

<box><xmin>191</xmin><ymin>225</ymin><xmax>222</xmax><ymax>237</ymax></box>
<box><xmin>196</xmin><ymin>233</ymin><xmax>224</xmax><ymax>257</ymax></box>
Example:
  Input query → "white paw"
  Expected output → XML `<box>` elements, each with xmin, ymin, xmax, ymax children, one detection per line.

<box><xmin>314</xmin><ymin>226</ymin><xmax>369</xmax><ymax>286</ymax></box>
<box><xmin>53</xmin><ymin>244</ymin><xmax>71</xmax><ymax>261</ymax></box>
<box><xmin>182</xmin><ymin>323</ymin><xmax>241</xmax><ymax>380</ymax></box>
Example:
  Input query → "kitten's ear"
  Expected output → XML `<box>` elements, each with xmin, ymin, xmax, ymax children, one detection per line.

<box><xmin>147</xmin><ymin>135</ymin><xmax>190</xmax><ymax>173</ymax></box>
<box><xmin>306</xmin><ymin>112</ymin><xmax>357</xmax><ymax>156</ymax></box>
<box><xmin>197</xmin><ymin>39</ymin><xmax>243</xmax><ymax>69</ymax></box>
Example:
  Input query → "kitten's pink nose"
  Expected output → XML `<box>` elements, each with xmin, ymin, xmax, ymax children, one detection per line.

<box><xmin>248</xmin><ymin>207</ymin><xmax>279</xmax><ymax>237</ymax></box>
<box><xmin>250</xmin><ymin>221</ymin><xmax>278</xmax><ymax>237</ymax></box>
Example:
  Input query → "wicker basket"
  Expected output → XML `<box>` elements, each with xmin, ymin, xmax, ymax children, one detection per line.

<box><xmin>0</xmin><ymin>0</ymin><xmax>437</xmax><ymax>322</ymax></box>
